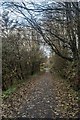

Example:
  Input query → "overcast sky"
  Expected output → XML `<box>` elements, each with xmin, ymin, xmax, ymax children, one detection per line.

<box><xmin>0</xmin><ymin>0</ymin><xmax>47</xmax><ymax>3</ymax></box>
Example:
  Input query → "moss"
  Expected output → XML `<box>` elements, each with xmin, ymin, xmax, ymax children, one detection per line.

<box><xmin>2</xmin><ymin>86</ymin><xmax>16</xmax><ymax>99</ymax></box>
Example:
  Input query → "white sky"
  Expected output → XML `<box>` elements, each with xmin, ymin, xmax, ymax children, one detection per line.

<box><xmin>4</xmin><ymin>0</ymin><xmax>80</xmax><ymax>2</ymax></box>
<box><xmin>0</xmin><ymin>0</ymin><xmax>47</xmax><ymax>3</ymax></box>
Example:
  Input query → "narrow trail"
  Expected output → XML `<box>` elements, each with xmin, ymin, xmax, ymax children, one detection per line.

<box><xmin>2</xmin><ymin>72</ymin><xmax>79</xmax><ymax>118</ymax></box>
<box><xmin>17</xmin><ymin>72</ymin><xmax>56</xmax><ymax>118</ymax></box>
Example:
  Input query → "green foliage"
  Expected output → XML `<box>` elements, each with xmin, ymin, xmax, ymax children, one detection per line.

<box><xmin>2</xmin><ymin>86</ymin><xmax>16</xmax><ymax>99</ymax></box>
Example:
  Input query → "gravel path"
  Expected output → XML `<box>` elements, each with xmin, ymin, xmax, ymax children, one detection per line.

<box><xmin>2</xmin><ymin>72</ymin><xmax>79</xmax><ymax>118</ymax></box>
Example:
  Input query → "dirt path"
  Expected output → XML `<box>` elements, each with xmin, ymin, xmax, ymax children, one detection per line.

<box><xmin>2</xmin><ymin>72</ymin><xmax>79</xmax><ymax>118</ymax></box>
<box><xmin>17</xmin><ymin>72</ymin><xmax>56</xmax><ymax>118</ymax></box>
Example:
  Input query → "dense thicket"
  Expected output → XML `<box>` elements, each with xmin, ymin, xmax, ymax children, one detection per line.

<box><xmin>43</xmin><ymin>2</ymin><xmax>80</xmax><ymax>90</ymax></box>
<box><xmin>2</xmin><ymin>12</ymin><xmax>46</xmax><ymax>90</ymax></box>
